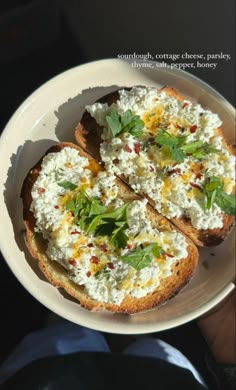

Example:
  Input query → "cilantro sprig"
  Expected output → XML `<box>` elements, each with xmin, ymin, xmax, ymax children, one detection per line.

<box><xmin>120</xmin><ymin>243</ymin><xmax>164</xmax><ymax>271</ymax></box>
<box><xmin>155</xmin><ymin>130</ymin><xmax>219</xmax><ymax>163</ymax></box>
<box><xmin>202</xmin><ymin>176</ymin><xmax>236</xmax><ymax>215</ymax></box>
<box><xmin>105</xmin><ymin>109</ymin><xmax>144</xmax><ymax>138</ymax></box>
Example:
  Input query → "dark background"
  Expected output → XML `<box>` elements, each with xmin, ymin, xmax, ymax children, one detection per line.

<box><xmin>0</xmin><ymin>1</ymin><xmax>235</xmax><ymax>388</ymax></box>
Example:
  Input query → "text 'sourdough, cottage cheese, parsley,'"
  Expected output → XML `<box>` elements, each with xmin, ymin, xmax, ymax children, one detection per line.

<box><xmin>86</xmin><ymin>87</ymin><xmax>235</xmax><ymax>231</ymax></box>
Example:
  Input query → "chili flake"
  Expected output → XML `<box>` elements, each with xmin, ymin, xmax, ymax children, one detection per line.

<box><xmin>124</xmin><ymin>145</ymin><xmax>132</xmax><ymax>153</ymax></box>
<box><xmin>90</xmin><ymin>256</ymin><xmax>99</xmax><ymax>264</ymax></box>
<box><xmin>69</xmin><ymin>259</ymin><xmax>77</xmax><ymax>266</ymax></box>
<box><xmin>190</xmin><ymin>125</ymin><xmax>197</xmax><ymax>133</ymax></box>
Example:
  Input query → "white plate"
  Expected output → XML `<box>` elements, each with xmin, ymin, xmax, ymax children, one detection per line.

<box><xmin>0</xmin><ymin>59</ymin><xmax>235</xmax><ymax>334</ymax></box>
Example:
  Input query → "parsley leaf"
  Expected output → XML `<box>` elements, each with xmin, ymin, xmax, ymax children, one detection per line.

<box><xmin>57</xmin><ymin>181</ymin><xmax>77</xmax><ymax>190</ymax></box>
<box><xmin>89</xmin><ymin>198</ymin><xmax>107</xmax><ymax>216</ymax></box>
<box><xmin>202</xmin><ymin>176</ymin><xmax>236</xmax><ymax>215</ymax></box>
<box><xmin>181</xmin><ymin>140</ymin><xmax>204</xmax><ymax>154</ymax></box>
<box><xmin>156</xmin><ymin>129</ymin><xmax>187</xmax><ymax>148</ymax></box>
<box><xmin>170</xmin><ymin>146</ymin><xmax>186</xmax><ymax>163</ymax></box>
<box><xmin>120</xmin><ymin>110</ymin><xmax>133</xmax><ymax>127</ymax></box>
<box><xmin>105</xmin><ymin>109</ymin><xmax>144</xmax><ymax>137</ymax></box>
<box><xmin>155</xmin><ymin>130</ymin><xmax>219</xmax><ymax>163</ymax></box>
<box><xmin>110</xmin><ymin>221</ymin><xmax>129</xmax><ymax>248</ymax></box>
<box><xmin>191</xmin><ymin>144</ymin><xmax>220</xmax><ymax>160</ymax></box>
<box><xmin>202</xmin><ymin>176</ymin><xmax>223</xmax><ymax>209</ymax></box>
<box><xmin>95</xmin><ymin>266</ymin><xmax>111</xmax><ymax>280</ymax></box>
<box><xmin>95</xmin><ymin>221</ymin><xmax>114</xmax><ymax>236</ymax></box>
<box><xmin>155</xmin><ymin>130</ymin><xmax>187</xmax><ymax>163</ymax></box>
<box><xmin>106</xmin><ymin>111</ymin><xmax>122</xmax><ymax>137</ymax></box>
<box><xmin>203</xmin><ymin>176</ymin><xmax>224</xmax><ymax>193</ymax></box>
<box><xmin>66</xmin><ymin>190</ymin><xmax>130</xmax><ymax>249</ymax></box>
<box><xmin>120</xmin><ymin>243</ymin><xmax>164</xmax><ymax>271</ymax></box>
<box><xmin>94</xmin><ymin>203</ymin><xmax>129</xmax><ymax>248</ymax></box>
<box><xmin>86</xmin><ymin>203</ymin><xmax>129</xmax><ymax>235</ymax></box>
<box><xmin>215</xmin><ymin>192</ymin><xmax>236</xmax><ymax>215</ymax></box>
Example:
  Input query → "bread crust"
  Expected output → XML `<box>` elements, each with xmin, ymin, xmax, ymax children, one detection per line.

<box><xmin>21</xmin><ymin>142</ymin><xmax>198</xmax><ymax>313</ymax></box>
<box><xmin>75</xmin><ymin>87</ymin><xmax>235</xmax><ymax>246</ymax></box>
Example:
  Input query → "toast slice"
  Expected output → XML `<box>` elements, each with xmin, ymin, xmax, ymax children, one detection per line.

<box><xmin>75</xmin><ymin>87</ymin><xmax>235</xmax><ymax>246</ymax></box>
<box><xmin>21</xmin><ymin>142</ymin><xmax>198</xmax><ymax>313</ymax></box>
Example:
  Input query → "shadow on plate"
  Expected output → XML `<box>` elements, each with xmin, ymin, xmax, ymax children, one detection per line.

<box><xmin>54</xmin><ymin>85</ymin><xmax>127</xmax><ymax>142</ymax></box>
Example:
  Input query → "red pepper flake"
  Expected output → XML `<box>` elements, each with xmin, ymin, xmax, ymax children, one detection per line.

<box><xmin>70</xmin><ymin>231</ymin><xmax>80</xmax><ymax>235</ymax></box>
<box><xmin>69</xmin><ymin>259</ymin><xmax>77</xmax><ymax>266</ymax></box>
<box><xmin>54</xmin><ymin>205</ymin><xmax>59</xmax><ymax>209</ymax></box>
<box><xmin>168</xmin><ymin>168</ymin><xmax>181</xmax><ymax>176</ymax></box>
<box><xmin>165</xmin><ymin>253</ymin><xmax>174</xmax><ymax>258</ymax></box>
<box><xmin>90</xmin><ymin>256</ymin><xmax>99</xmax><ymax>264</ymax></box>
<box><xmin>86</xmin><ymin>271</ymin><xmax>91</xmax><ymax>277</ymax></box>
<box><xmin>127</xmin><ymin>244</ymin><xmax>133</xmax><ymax>250</ymax></box>
<box><xmin>99</xmin><ymin>244</ymin><xmax>107</xmax><ymax>252</ymax></box>
<box><xmin>108</xmin><ymin>262</ymin><xmax>114</xmax><ymax>269</ymax></box>
<box><xmin>182</xmin><ymin>102</ymin><xmax>189</xmax><ymax>109</ymax></box>
<box><xmin>124</xmin><ymin>144</ymin><xmax>132</xmax><ymax>153</ymax></box>
<box><xmin>87</xmin><ymin>243</ymin><xmax>94</xmax><ymax>248</ymax></box>
<box><xmin>190</xmin><ymin>125</ymin><xmax>197</xmax><ymax>133</ymax></box>
<box><xmin>38</xmin><ymin>187</ymin><xmax>45</xmax><ymax>194</ymax></box>
<box><xmin>150</xmin><ymin>166</ymin><xmax>154</xmax><ymax>172</ymax></box>
<box><xmin>195</xmin><ymin>173</ymin><xmax>202</xmax><ymax>180</ymax></box>
<box><xmin>190</xmin><ymin>182</ymin><xmax>201</xmax><ymax>190</ymax></box>
<box><xmin>199</xmin><ymin>163</ymin><xmax>204</xmax><ymax>170</ymax></box>
<box><xmin>134</xmin><ymin>142</ymin><xmax>141</xmax><ymax>155</ymax></box>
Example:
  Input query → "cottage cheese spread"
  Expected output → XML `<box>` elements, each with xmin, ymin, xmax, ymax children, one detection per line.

<box><xmin>31</xmin><ymin>147</ymin><xmax>188</xmax><ymax>305</ymax></box>
<box><xmin>86</xmin><ymin>87</ymin><xmax>235</xmax><ymax>230</ymax></box>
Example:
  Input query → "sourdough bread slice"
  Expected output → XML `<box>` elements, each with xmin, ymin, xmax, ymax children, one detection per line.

<box><xmin>21</xmin><ymin>142</ymin><xmax>198</xmax><ymax>313</ymax></box>
<box><xmin>75</xmin><ymin>87</ymin><xmax>235</xmax><ymax>247</ymax></box>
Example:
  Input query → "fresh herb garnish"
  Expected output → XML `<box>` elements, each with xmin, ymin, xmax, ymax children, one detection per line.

<box><xmin>86</xmin><ymin>203</ymin><xmax>128</xmax><ymax>233</ymax></box>
<box><xmin>86</xmin><ymin>203</ymin><xmax>129</xmax><ymax>249</ymax></box>
<box><xmin>155</xmin><ymin>130</ymin><xmax>188</xmax><ymax>163</ymax></box>
<box><xmin>95</xmin><ymin>266</ymin><xmax>111</xmax><ymax>280</ymax></box>
<box><xmin>105</xmin><ymin>109</ymin><xmax>144</xmax><ymax>138</ymax></box>
<box><xmin>155</xmin><ymin>130</ymin><xmax>219</xmax><ymax>163</ymax></box>
<box><xmin>110</xmin><ymin>221</ymin><xmax>129</xmax><ymax>248</ymax></box>
<box><xmin>182</xmin><ymin>142</ymin><xmax>219</xmax><ymax>160</ymax></box>
<box><xmin>65</xmin><ymin>190</ymin><xmax>129</xmax><ymax>248</ymax></box>
<box><xmin>181</xmin><ymin>140</ymin><xmax>204</xmax><ymax>154</ymax></box>
<box><xmin>120</xmin><ymin>243</ymin><xmax>164</xmax><ymax>271</ymax></box>
<box><xmin>215</xmin><ymin>192</ymin><xmax>236</xmax><ymax>215</ymax></box>
<box><xmin>202</xmin><ymin>176</ymin><xmax>236</xmax><ymax>215</ymax></box>
<box><xmin>159</xmin><ymin>166</ymin><xmax>169</xmax><ymax>178</ymax></box>
<box><xmin>58</xmin><ymin>181</ymin><xmax>77</xmax><ymax>190</ymax></box>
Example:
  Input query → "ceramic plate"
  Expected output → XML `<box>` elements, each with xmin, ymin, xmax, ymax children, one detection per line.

<box><xmin>0</xmin><ymin>59</ymin><xmax>235</xmax><ymax>334</ymax></box>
